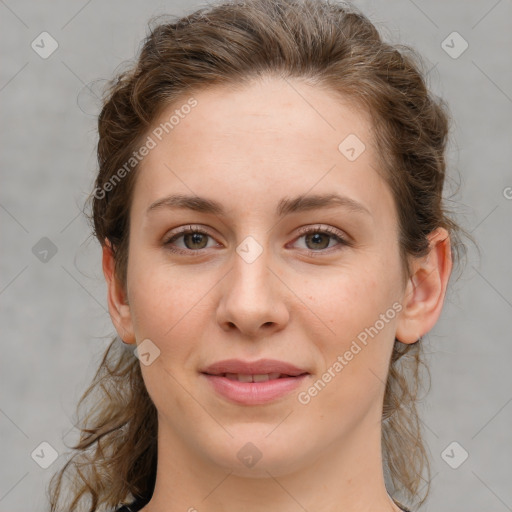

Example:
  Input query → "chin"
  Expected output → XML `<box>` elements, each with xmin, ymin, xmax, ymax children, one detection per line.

<box><xmin>200</xmin><ymin>429</ymin><xmax>313</xmax><ymax>478</ymax></box>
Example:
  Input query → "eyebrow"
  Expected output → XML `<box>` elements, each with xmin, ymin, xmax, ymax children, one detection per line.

<box><xmin>146</xmin><ymin>192</ymin><xmax>371</xmax><ymax>217</ymax></box>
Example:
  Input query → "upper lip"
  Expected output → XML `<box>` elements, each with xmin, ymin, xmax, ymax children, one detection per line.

<box><xmin>201</xmin><ymin>358</ymin><xmax>309</xmax><ymax>376</ymax></box>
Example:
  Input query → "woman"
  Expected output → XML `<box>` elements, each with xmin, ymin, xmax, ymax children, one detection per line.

<box><xmin>48</xmin><ymin>0</ymin><xmax>466</xmax><ymax>511</ymax></box>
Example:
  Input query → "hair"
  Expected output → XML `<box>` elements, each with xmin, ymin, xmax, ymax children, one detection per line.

<box><xmin>48</xmin><ymin>0</ymin><xmax>470</xmax><ymax>510</ymax></box>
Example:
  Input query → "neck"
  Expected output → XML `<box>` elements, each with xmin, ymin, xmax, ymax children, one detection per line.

<box><xmin>142</xmin><ymin>408</ymin><xmax>404</xmax><ymax>512</ymax></box>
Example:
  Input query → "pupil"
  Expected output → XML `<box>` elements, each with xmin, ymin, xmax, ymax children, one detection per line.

<box><xmin>186</xmin><ymin>233</ymin><xmax>206</xmax><ymax>249</ymax></box>
<box><xmin>307</xmin><ymin>233</ymin><xmax>328</xmax><ymax>249</ymax></box>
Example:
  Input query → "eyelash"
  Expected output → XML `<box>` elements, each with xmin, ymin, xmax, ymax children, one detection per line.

<box><xmin>163</xmin><ymin>225</ymin><xmax>351</xmax><ymax>257</ymax></box>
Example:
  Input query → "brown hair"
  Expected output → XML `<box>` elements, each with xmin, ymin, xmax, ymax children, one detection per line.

<box><xmin>48</xmin><ymin>0</ymin><xmax>468</xmax><ymax>510</ymax></box>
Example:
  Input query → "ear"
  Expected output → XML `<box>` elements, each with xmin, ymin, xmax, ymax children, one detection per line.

<box><xmin>102</xmin><ymin>240</ymin><xmax>136</xmax><ymax>344</ymax></box>
<box><xmin>395</xmin><ymin>227</ymin><xmax>453</xmax><ymax>344</ymax></box>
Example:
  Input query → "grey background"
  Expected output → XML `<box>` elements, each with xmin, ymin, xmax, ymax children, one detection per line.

<box><xmin>1</xmin><ymin>1</ymin><xmax>511</xmax><ymax>511</ymax></box>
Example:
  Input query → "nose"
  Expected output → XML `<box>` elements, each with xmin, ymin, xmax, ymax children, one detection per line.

<box><xmin>216</xmin><ymin>242</ymin><xmax>290</xmax><ymax>338</ymax></box>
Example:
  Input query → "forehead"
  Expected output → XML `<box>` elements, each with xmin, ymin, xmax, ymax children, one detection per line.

<box><xmin>148</xmin><ymin>77</ymin><xmax>373</xmax><ymax>159</ymax></box>
<box><xmin>131</xmin><ymin>77</ymin><xmax>395</xmax><ymax>225</ymax></box>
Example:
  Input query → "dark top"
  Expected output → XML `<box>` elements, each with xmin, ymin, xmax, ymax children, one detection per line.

<box><xmin>115</xmin><ymin>497</ymin><xmax>149</xmax><ymax>512</ymax></box>
<box><xmin>114</xmin><ymin>497</ymin><xmax>412</xmax><ymax>512</ymax></box>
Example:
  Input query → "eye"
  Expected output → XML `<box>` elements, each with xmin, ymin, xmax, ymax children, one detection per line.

<box><xmin>291</xmin><ymin>225</ymin><xmax>351</xmax><ymax>255</ymax></box>
<box><xmin>163</xmin><ymin>224</ymin><xmax>351</xmax><ymax>256</ymax></box>
<box><xmin>163</xmin><ymin>226</ymin><xmax>220</xmax><ymax>255</ymax></box>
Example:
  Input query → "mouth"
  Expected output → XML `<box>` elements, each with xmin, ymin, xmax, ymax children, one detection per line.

<box><xmin>207</xmin><ymin>372</ymin><xmax>307</xmax><ymax>382</ymax></box>
<box><xmin>200</xmin><ymin>359</ymin><xmax>310</xmax><ymax>405</ymax></box>
<box><xmin>201</xmin><ymin>358</ymin><xmax>309</xmax><ymax>376</ymax></box>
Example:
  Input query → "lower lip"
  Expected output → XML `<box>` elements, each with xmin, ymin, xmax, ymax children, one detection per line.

<box><xmin>202</xmin><ymin>374</ymin><xmax>308</xmax><ymax>405</ymax></box>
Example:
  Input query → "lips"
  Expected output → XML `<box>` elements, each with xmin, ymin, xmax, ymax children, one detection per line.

<box><xmin>223</xmin><ymin>372</ymin><xmax>284</xmax><ymax>382</ymax></box>
<box><xmin>201</xmin><ymin>358</ymin><xmax>309</xmax><ymax>377</ymax></box>
<box><xmin>200</xmin><ymin>358</ymin><xmax>310</xmax><ymax>405</ymax></box>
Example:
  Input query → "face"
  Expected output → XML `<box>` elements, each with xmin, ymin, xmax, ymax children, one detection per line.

<box><xmin>108</xmin><ymin>77</ymin><xmax>421</xmax><ymax>477</ymax></box>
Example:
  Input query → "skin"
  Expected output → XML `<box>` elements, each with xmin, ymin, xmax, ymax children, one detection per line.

<box><xmin>103</xmin><ymin>76</ymin><xmax>452</xmax><ymax>512</ymax></box>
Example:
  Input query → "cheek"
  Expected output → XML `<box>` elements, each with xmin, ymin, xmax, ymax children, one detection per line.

<box><xmin>127</xmin><ymin>249</ymin><xmax>200</xmax><ymax>341</ymax></box>
<box><xmin>304</xmin><ymin>254</ymin><xmax>401</xmax><ymax>383</ymax></box>
<box><xmin>300</xmin><ymin>271</ymin><xmax>400</xmax><ymax>427</ymax></box>
<box><xmin>127</xmin><ymin>259</ymin><xmax>208</xmax><ymax>407</ymax></box>
<box><xmin>306</xmin><ymin>263</ymin><xmax>397</xmax><ymax>339</ymax></box>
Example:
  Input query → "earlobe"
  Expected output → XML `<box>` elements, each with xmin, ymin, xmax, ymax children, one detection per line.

<box><xmin>395</xmin><ymin>228</ymin><xmax>453</xmax><ymax>344</ymax></box>
<box><xmin>102</xmin><ymin>240</ymin><xmax>136</xmax><ymax>344</ymax></box>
